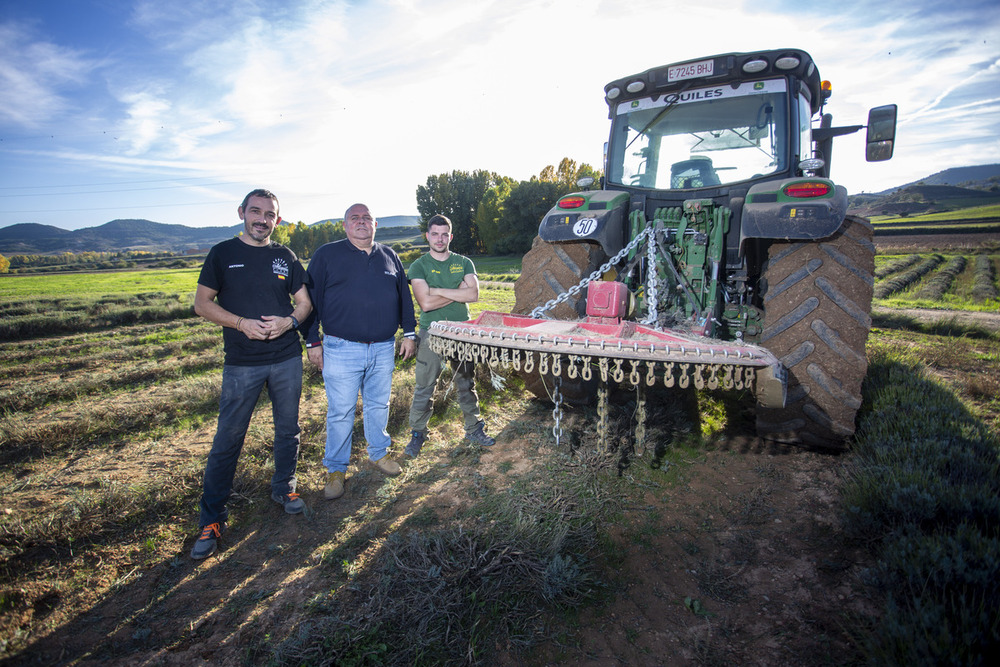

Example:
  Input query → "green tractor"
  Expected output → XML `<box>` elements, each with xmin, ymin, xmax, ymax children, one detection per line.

<box><xmin>430</xmin><ymin>49</ymin><xmax>897</xmax><ymax>449</ymax></box>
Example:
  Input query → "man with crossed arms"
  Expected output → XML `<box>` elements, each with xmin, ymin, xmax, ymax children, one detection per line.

<box><xmin>405</xmin><ymin>214</ymin><xmax>495</xmax><ymax>457</ymax></box>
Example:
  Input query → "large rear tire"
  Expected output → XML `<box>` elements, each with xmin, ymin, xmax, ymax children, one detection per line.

<box><xmin>513</xmin><ymin>236</ymin><xmax>607</xmax><ymax>402</ymax></box>
<box><xmin>755</xmin><ymin>215</ymin><xmax>875</xmax><ymax>450</ymax></box>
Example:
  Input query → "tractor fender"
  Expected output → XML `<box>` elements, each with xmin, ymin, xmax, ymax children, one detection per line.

<box><xmin>739</xmin><ymin>179</ymin><xmax>848</xmax><ymax>245</ymax></box>
<box><xmin>537</xmin><ymin>190</ymin><xmax>628</xmax><ymax>257</ymax></box>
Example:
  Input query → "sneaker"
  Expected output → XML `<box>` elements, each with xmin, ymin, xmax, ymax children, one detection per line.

<box><xmin>370</xmin><ymin>455</ymin><xmax>402</xmax><ymax>477</ymax></box>
<box><xmin>403</xmin><ymin>430</ymin><xmax>426</xmax><ymax>458</ymax></box>
<box><xmin>324</xmin><ymin>471</ymin><xmax>345</xmax><ymax>500</ymax></box>
<box><xmin>466</xmin><ymin>422</ymin><xmax>496</xmax><ymax>447</ymax></box>
<box><xmin>190</xmin><ymin>522</ymin><xmax>224</xmax><ymax>560</ymax></box>
<box><xmin>272</xmin><ymin>491</ymin><xmax>305</xmax><ymax>514</ymax></box>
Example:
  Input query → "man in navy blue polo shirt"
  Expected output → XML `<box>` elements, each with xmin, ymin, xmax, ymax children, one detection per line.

<box><xmin>304</xmin><ymin>203</ymin><xmax>416</xmax><ymax>500</ymax></box>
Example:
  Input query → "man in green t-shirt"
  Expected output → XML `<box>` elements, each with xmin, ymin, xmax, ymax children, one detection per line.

<box><xmin>405</xmin><ymin>215</ymin><xmax>495</xmax><ymax>456</ymax></box>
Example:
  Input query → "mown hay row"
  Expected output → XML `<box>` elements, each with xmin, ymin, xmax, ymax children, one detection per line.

<box><xmin>914</xmin><ymin>255</ymin><xmax>967</xmax><ymax>301</ymax></box>
<box><xmin>971</xmin><ymin>254</ymin><xmax>999</xmax><ymax>301</ymax></box>
<box><xmin>875</xmin><ymin>253</ymin><xmax>922</xmax><ymax>279</ymax></box>
<box><xmin>874</xmin><ymin>254</ymin><xmax>945</xmax><ymax>299</ymax></box>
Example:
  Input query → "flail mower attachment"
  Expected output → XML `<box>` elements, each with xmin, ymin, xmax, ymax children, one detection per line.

<box><xmin>426</xmin><ymin>311</ymin><xmax>787</xmax><ymax>450</ymax></box>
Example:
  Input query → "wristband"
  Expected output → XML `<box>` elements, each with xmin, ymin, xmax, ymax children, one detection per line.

<box><xmin>305</xmin><ymin>340</ymin><xmax>322</xmax><ymax>349</ymax></box>
<box><xmin>290</xmin><ymin>315</ymin><xmax>299</xmax><ymax>329</ymax></box>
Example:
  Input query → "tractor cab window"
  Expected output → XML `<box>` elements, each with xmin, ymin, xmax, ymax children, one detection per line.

<box><xmin>608</xmin><ymin>79</ymin><xmax>789</xmax><ymax>190</ymax></box>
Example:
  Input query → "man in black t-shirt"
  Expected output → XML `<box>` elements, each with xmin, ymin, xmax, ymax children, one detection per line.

<box><xmin>189</xmin><ymin>189</ymin><xmax>312</xmax><ymax>560</ymax></box>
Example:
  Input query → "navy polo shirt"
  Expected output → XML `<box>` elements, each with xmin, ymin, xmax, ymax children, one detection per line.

<box><xmin>304</xmin><ymin>239</ymin><xmax>416</xmax><ymax>345</ymax></box>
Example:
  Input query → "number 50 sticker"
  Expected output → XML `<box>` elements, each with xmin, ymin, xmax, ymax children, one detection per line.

<box><xmin>573</xmin><ymin>217</ymin><xmax>598</xmax><ymax>236</ymax></box>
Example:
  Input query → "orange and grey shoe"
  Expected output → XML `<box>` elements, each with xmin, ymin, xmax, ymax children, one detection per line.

<box><xmin>271</xmin><ymin>491</ymin><xmax>306</xmax><ymax>514</ymax></box>
<box><xmin>190</xmin><ymin>522</ymin><xmax>224</xmax><ymax>560</ymax></box>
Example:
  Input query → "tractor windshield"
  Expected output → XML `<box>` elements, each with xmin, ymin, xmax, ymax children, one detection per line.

<box><xmin>607</xmin><ymin>79</ymin><xmax>789</xmax><ymax>190</ymax></box>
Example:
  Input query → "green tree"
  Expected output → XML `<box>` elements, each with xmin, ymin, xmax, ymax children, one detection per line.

<box><xmin>416</xmin><ymin>170</ymin><xmax>505</xmax><ymax>254</ymax></box>
<box><xmin>489</xmin><ymin>159</ymin><xmax>602</xmax><ymax>255</ymax></box>
<box><xmin>287</xmin><ymin>221</ymin><xmax>310</xmax><ymax>259</ymax></box>
<box><xmin>474</xmin><ymin>179</ymin><xmax>514</xmax><ymax>254</ymax></box>
<box><xmin>537</xmin><ymin>157</ymin><xmax>601</xmax><ymax>189</ymax></box>
<box><xmin>0</xmin><ymin>254</ymin><xmax>9</xmax><ymax>274</ymax></box>
<box><xmin>495</xmin><ymin>179</ymin><xmax>564</xmax><ymax>254</ymax></box>
<box><xmin>270</xmin><ymin>224</ymin><xmax>291</xmax><ymax>247</ymax></box>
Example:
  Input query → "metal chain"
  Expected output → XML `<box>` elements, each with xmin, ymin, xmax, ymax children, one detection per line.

<box><xmin>551</xmin><ymin>375</ymin><xmax>563</xmax><ymax>447</ymax></box>
<box><xmin>531</xmin><ymin>227</ymin><xmax>655</xmax><ymax>318</ymax></box>
<box><xmin>635</xmin><ymin>383</ymin><xmax>647</xmax><ymax>457</ymax></box>
<box><xmin>641</xmin><ymin>228</ymin><xmax>660</xmax><ymax>326</ymax></box>
<box><xmin>597</xmin><ymin>383</ymin><xmax>609</xmax><ymax>452</ymax></box>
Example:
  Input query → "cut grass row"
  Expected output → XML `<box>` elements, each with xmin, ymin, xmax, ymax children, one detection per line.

<box><xmin>2</xmin><ymin>256</ymin><xmax>1000</xmax><ymax>664</ymax></box>
<box><xmin>875</xmin><ymin>251</ymin><xmax>999</xmax><ymax>309</ymax></box>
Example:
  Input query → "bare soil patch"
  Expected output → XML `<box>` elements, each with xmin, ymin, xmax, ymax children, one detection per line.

<box><xmin>4</xmin><ymin>389</ymin><xmax>874</xmax><ymax>666</ymax></box>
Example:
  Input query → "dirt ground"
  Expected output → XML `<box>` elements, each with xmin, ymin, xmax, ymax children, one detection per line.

<box><xmin>5</xmin><ymin>395</ymin><xmax>880</xmax><ymax>667</ymax></box>
<box><xmin>4</xmin><ymin>230</ymin><xmax>997</xmax><ymax>664</ymax></box>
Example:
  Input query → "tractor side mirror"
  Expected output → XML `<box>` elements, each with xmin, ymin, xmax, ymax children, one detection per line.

<box><xmin>865</xmin><ymin>104</ymin><xmax>897</xmax><ymax>162</ymax></box>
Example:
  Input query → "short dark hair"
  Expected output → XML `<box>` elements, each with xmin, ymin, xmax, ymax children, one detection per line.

<box><xmin>427</xmin><ymin>214</ymin><xmax>452</xmax><ymax>232</ymax></box>
<box><xmin>240</xmin><ymin>188</ymin><xmax>279</xmax><ymax>214</ymax></box>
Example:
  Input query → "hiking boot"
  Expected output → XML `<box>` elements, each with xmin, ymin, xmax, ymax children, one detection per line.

<box><xmin>324</xmin><ymin>471</ymin><xmax>345</xmax><ymax>500</ymax></box>
<box><xmin>403</xmin><ymin>430</ymin><xmax>426</xmax><ymax>458</ymax></box>
<box><xmin>272</xmin><ymin>491</ymin><xmax>305</xmax><ymax>514</ymax></box>
<box><xmin>190</xmin><ymin>522</ymin><xmax>224</xmax><ymax>560</ymax></box>
<box><xmin>465</xmin><ymin>422</ymin><xmax>496</xmax><ymax>447</ymax></box>
<box><xmin>370</xmin><ymin>455</ymin><xmax>401</xmax><ymax>477</ymax></box>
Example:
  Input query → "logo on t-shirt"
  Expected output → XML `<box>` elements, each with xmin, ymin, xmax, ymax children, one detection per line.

<box><xmin>272</xmin><ymin>258</ymin><xmax>289</xmax><ymax>280</ymax></box>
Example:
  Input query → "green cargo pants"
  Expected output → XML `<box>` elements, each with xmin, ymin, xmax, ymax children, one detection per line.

<box><xmin>408</xmin><ymin>334</ymin><xmax>483</xmax><ymax>434</ymax></box>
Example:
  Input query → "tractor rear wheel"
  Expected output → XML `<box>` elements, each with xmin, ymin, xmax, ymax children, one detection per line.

<box><xmin>513</xmin><ymin>236</ymin><xmax>607</xmax><ymax>402</ymax></box>
<box><xmin>755</xmin><ymin>215</ymin><xmax>875</xmax><ymax>449</ymax></box>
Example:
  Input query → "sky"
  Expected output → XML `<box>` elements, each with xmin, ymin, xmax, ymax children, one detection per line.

<box><xmin>1</xmin><ymin>0</ymin><xmax>998</xmax><ymax>231</ymax></box>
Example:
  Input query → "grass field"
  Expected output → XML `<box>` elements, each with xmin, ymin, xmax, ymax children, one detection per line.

<box><xmin>872</xmin><ymin>203</ymin><xmax>1000</xmax><ymax>223</ymax></box>
<box><xmin>1</xmin><ymin>238</ymin><xmax>999</xmax><ymax>665</ymax></box>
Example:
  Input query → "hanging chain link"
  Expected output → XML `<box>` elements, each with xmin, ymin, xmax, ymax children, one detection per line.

<box><xmin>635</xmin><ymin>383</ymin><xmax>647</xmax><ymax>457</ymax></box>
<box><xmin>551</xmin><ymin>375</ymin><xmax>563</xmax><ymax>448</ymax></box>
<box><xmin>641</xmin><ymin>227</ymin><xmax>660</xmax><ymax>326</ymax></box>
<box><xmin>597</xmin><ymin>383</ymin><xmax>610</xmax><ymax>452</ymax></box>
<box><xmin>531</xmin><ymin>226</ymin><xmax>655</xmax><ymax>318</ymax></box>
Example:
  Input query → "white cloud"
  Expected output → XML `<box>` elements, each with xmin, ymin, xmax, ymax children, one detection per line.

<box><xmin>0</xmin><ymin>21</ymin><xmax>96</xmax><ymax>127</ymax></box>
<box><xmin>3</xmin><ymin>0</ymin><xmax>999</xmax><ymax>227</ymax></box>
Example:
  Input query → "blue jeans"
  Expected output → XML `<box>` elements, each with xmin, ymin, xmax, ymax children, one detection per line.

<box><xmin>199</xmin><ymin>355</ymin><xmax>302</xmax><ymax>527</ymax></box>
<box><xmin>321</xmin><ymin>336</ymin><xmax>395</xmax><ymax>472</ymax></box>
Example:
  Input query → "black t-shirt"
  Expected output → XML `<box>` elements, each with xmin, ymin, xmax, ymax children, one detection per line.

<box><xmin>198</xmin><ymin>237</ymin><xmax>308</xmax><ymax>366</ymax></box>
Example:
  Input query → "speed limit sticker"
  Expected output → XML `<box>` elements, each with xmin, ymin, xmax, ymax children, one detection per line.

<box><xmin>573</xmin><ymin>217</ymin><xmax>598</xmax><ymax>236</ymax></box>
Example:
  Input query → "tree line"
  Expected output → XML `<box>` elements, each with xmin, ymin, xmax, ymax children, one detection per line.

<box><xmin>416</xmin><ymin>157</ymin><xmax>600</xmax><ymax>255</ymax></box>
<box><xmin>0</xmin><ymin>157</ymin><xmax>599</xmax><ymax>272</ymax></box>
<box><xmin>269</xmin><ymin>157</ymin><xmax>599</xmax><ymax>258</ymax></box>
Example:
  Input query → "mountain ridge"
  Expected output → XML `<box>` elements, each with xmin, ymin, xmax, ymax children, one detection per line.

<box><xmin>0</xmin><ymin>216</ymin><xmax>421</xmax><ymax>254</ymax></box>
<box><xmin>3</xmin><ymin>164</ymin><xmax>998</xmax><ymax>254</ymax></box>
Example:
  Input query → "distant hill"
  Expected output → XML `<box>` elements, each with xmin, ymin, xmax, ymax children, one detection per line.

<box><xmin>848</xmin><ymin>164</ymin><xmax>1000</xmax><ymax>218</ymax></box>
<box><xmin>310</xmin><ymin>215</ymin><xmax>419</xmax><ymax>228</ymax></box>
<box><xmin>4</xmin><ymin>165</ymin><xmax>998</xmax><ymax>255</ymax></box>
<box><xmin>0</xmin><ymin>216</ymin><xmax>421</xmax><ymax>254</ymax></box>
<box><xmin>892</xmin><ymin>164</ymin><xmax>1000</xmax><ymax>191</ymax></box>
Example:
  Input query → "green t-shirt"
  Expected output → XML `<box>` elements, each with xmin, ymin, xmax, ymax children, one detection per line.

<box><xmin>408</xmin><ymin>252</ymin><xmax>477</xmax><ymax>329</ymax></box>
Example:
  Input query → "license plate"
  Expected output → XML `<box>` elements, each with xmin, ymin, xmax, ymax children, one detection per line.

<box><xmin>668</xmin><ymin>59</ymin><xmax>714</xmax><ymax>82</ymax></box>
